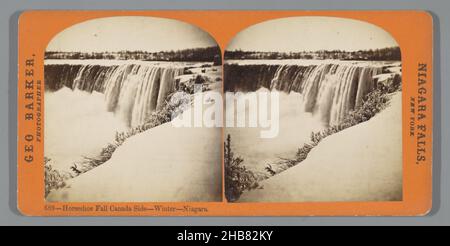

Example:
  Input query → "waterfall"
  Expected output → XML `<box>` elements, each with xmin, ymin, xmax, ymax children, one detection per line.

<box><xmin>45</xmin><ymin>63</ymin><xmax>184</xmax><ymax>127</ymax></box>
<box><xmin>224</xmin><ymin>63</ymin><xmax>382</xmax><ymax>126</ymax></box>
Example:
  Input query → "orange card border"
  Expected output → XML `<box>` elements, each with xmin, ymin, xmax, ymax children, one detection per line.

<box><xmin>17</xmin><ymin>10</ymin><xmax>433</xmax><ymax>216</ymax></box>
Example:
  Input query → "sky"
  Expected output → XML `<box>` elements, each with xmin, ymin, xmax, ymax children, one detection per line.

<box><xmin>46</xmin><ymin>16</ymin><xmax>217</xmax><ymax>52</ymax></box>
<box><xmin>226</xmin><ymin>16</ymin><xmax>399</xmax><ymax>52</ymax></box>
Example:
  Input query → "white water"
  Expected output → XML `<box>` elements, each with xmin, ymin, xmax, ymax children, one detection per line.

<box><xmin>293</xmin><ymin>63</ymin><xmax>381</xmax><ymax>125</ymax></box>
<box><xmin>45</xmin><ymin>88</ymin><xmax>127</xmax><ymax>172</ymax></box>
<box><xmin>44</xmin><ymin>60</ymin><xmax>218</xmax><ymax>174</ymax></box>
<box><xmin>225</xmin><ymin>60</ymin><xmax>400</xmax><ymax>175</ymax></box>
<box><xmin>53</xmin><ymin>63</ymin><xmax>184</xmax><ymax>127</ymax></box>
<box><xmin>225</xmin><ymin>88</ymin><xmax>324</xmax><ymax>174</ymax></box>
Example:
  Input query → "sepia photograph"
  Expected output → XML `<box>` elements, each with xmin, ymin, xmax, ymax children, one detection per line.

<box><xmin>43</xmin><ymin>16</ymin><xmax>223</xmax><ymax>202</ymax></box>
<box><xmin>224</xmin><ymin>16</ymin><xmax>402</xmax><ymax>202</ymax></box>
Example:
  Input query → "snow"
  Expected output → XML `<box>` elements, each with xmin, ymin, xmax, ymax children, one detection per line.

<box><xmin>239</xmin><ymin>92</ymin><xmax>402</xmax><ymax>202</ymax></box>
<box><xmin>46</xmin><ymin>120</ymin><xmax>222</xmax><ymax>202</ymax></box>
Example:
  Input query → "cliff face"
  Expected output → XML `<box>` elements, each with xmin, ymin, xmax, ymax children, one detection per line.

<box><xmin>239</xmin><ymin>92</ymin><xmax>402</xmax><ymax>202</ymax></box>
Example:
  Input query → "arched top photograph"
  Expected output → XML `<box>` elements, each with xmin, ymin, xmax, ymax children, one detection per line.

<box><xmin>43</xmin><ymin>16</ymin><xmax>223</xmax><ymax>203</ymax></box>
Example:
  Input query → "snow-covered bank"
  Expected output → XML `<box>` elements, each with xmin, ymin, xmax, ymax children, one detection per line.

<box><xmin>47</xmin><ymin>120</ymin><xmax>222</xmax><ymax>202</ymax></box>
<box><xmin>46</xmin><ymin>64</ymin><xmax>222</xmax><ymax>202</ymax></box>
<box><xmin>239</xmin><ymin>92</ymin><xmax>402</xmax><ymax>202</ymax></box>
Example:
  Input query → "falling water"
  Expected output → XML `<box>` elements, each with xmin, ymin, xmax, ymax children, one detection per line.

<box><xmin>45</xmin><ymin>63</ymin><xmax>184</xmax><ymax>127</ymax></box>
<box><xmin>225</xmin><ymin>63</ymin><xmax>382</xmax><ymax>126</ymax></box>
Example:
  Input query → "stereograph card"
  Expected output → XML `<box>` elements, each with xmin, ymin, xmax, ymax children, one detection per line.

<box><xmin>17</xmin><ymin>11</ymin><xmax>433</xmax><ymax>216</ymax></box>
